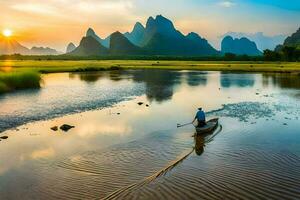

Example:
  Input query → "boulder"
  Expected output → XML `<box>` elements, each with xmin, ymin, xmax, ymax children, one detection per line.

<box><xmin>51</xmin><ymin>126</ymin><xmax>58</xmax><ymax>131</ymax></box>
<box><xmin>60</xmin><ymin>124</ymin><xmax>75</xmax><ymax>132</ymax></box>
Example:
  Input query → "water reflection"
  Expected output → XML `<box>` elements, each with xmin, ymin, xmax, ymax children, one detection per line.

<box><xmin>186</xmin><ymin>71</ymin><xmax>208</xmax><ymax>87</ymax></box>
<box><xmin>194</xmin><ymin>134</ymin><xmax>205</xmax><ymax>156</ymax></box>
<box><xmin>220</xmin><ymin>72</ymin><xmax>255</xmax><ymax>88</ymax></box>
<box><xmin>130</xmin><ymin>70</ymin><xmax>183</xmax><ymax>102</ymax></box>
<box><xmin>262</xmin><ymin>73</ymin><xmax>300</xmax><ymax>89</ymax></box>
<box><xmin>1</xmin><ymin>70</ymin><xmax>300</xmax><ymax>200</ymax></box>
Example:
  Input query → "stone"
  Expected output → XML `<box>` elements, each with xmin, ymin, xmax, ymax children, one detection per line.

<box><xmin>60</xmin><ymin>124</ymin><xmax>75</xmax><ymax>132</ymax></box>
<box><xmin>51</xmin><ymin>126</ymin><xmax>58</xmax><ymax>131</ymax></box>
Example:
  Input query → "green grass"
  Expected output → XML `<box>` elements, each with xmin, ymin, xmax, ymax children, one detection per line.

<box><xmin>0</xmin><ymin>71</ymin><xmax>41</xmax><ymax>94</ymax></box>
<box><xmin>0</xmin><ymin>60</ymin><xmax>299</xmax><ymax>74</ymax></box>
<box><xmin>0</xmin><ymin>60</ymin><xmax>299</xmax><ymax>94</ymax></box>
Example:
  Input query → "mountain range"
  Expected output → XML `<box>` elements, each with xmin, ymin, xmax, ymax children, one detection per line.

<box><xmin>1</xmin><ymin>15</ymin><xmax>297</xmax><ymax>57</ymax></box>
<box><xmin>68</xmin><ymin>15</ymin><xmax>220</xmax><ymax>56</ymax></box>
<box><xmin>221</xmin><ymin>36</ymin><xmax>262</xmax><ymax>56</ymax></box>
<box><xmin>221</xmin><ymin>32</ymin><xmax>286</xmax><ymax>51</ymax></box>
<box><xmin>0</xmin><ymin>36</ymin><xmax>61</xmax><ymax>55</ymax></box>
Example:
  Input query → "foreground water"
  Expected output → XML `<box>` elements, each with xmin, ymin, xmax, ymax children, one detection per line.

<box><xmin>0</xmin><ymin>70</ymin><xmax>299</xmax><ymax>199</ymax></box>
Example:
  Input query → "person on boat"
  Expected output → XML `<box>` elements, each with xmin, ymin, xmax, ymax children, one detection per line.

<box><xmin>193</xmin><ymin>108</ymin><xmax>206</xmax><ymax>127</ymax></box>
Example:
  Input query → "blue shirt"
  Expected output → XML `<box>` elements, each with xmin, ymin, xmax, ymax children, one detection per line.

<box><xmin>195</xmin><ymin>110</ymin><xmax>206</xmax><ymax>121</ymax></box>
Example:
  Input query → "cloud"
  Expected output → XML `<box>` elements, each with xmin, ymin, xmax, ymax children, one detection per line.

<box><xmin>218</xmin><ymin>1</ymin><xmax>236</xmax><ymax>8</ymax></box>
<box><xmin>11</xmin><ymin>3</ymin><xmax>58</xmax><ymax>15</ymax></box>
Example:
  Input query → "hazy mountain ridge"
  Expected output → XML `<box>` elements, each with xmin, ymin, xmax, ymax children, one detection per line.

<box><xmin>221</xmin><ymin>32</ymin><xmax>286</xmax><ymax>51</ymax></box>
<box><xmin>70</xmin><ymin>15</ymin><xmax>219</xmax><ymax>56</ymax></box>
<box><xmin>66</xmin><ymin>43</ymin><xmax>76</xmax><ymax>53</ymax></box>
<box><xmin>124</xmin><ymin>22</ymin><xmax>145</xmax><ymax>46</ymax></box>
<box><xmin>221</xmin><ymin>36</ymin><xmax>262</xmax><ymax>56</ymax></box>
<box><xmin>0</xmin><ymin>36</ymin><xmax>61</xmax><ymax>55</ymax></box>
<box><xmin>86</xmin><ymin>28</ymin><xmax>110</xmax><ymax>48</ymax></box>
<box><xmin>68</xmin><ymin>36</ymin><xmax>108</xmax><ymax>56</ymax></box>
<box><xmin>110</xmin><ymin>31</ymin><xmax>142</xmax><ymax>55</ymax></box>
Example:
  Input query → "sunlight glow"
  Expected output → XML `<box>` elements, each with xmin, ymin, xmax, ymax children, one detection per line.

<box><xmin>3</xmin><ymin>29</ymin><xmax>12</xmax><ymax>37</ymax></box>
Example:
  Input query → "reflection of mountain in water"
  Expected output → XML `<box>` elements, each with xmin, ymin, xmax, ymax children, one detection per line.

<box><xmin>130</xmin><ymin>70</ymin><xmax>183</xmax><ymax>102</ymax></box>
<box><xmin>185</xmin><ymin>72</ymin><xmax>208</xmax><ymax>87</ymax></box>
<box><xmin>72</xmin><ymin>70</ymin><xmax>209</xmax><ymax>102</ymax></box>
<box><xmin>78</xmin><ymin>73</ymin><xmax>104</xmax><ymax>83</ymax></box>
<box><xmin>220</xmin><ymin>73</ymin><xmax>255</xmax><ymax>88</ymax></box>
<box><xmin>69</xmin><ymin>72</ymin><xmax>105</xmax><ymax>83</ymax></box>
<box><xmin>262</xmin><ymin>73</ymin><xmax>300</xmax><ymax>89</ymax></box>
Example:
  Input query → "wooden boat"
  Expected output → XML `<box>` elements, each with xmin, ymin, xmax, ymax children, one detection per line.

<box><xmin>196</xmin><ymin>118</ymin><xmax>219</xmax><ymax>134</ymax></box>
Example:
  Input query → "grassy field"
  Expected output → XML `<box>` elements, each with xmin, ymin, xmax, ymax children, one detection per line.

<box><xmin>0</xmin><ymin>60</ymin><xmax>300</xmax><ymax>73</ymax></box>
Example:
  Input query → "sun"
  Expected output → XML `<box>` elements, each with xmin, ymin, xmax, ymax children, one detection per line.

<box><xmin>2</xmin><ymin>29</ymin><xmax>12</xmax><ymax>37</ymax></box>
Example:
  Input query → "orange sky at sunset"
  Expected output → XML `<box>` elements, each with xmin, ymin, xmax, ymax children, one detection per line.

<box><xmin>1</xmin><ymin>0</ymin><xmax>299</xmax><ymax>51</ymax></box>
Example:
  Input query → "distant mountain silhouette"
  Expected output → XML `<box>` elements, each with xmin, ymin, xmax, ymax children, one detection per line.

<box><xmin>221</xmin><ymin>36</ymin><xmax>262</xmax><ymax>56</ymax></box>
<box><xmin>86</xmin><ymin>28</ymin><xmax>110</xmax><ymax>48</ymax></box>
<box><xmin>124</xmin><ymin>22</ymin><xmax>145</xmax><ymax>46</ymax></box>
<box><xmin>221</xmin><ymin>32</ymin><xmax>285</xmax><ymax>51</ymax></box>
<box><xmin>30</xmin><ymin>46</ymin><xmax>60</xmax><ymax>55</ymax></box>
<box><xmin>66</xmin><ymin>42</ymin><xmax>76</xmax><ymax>53</ymax></box>
<box><xmin>0</xmin><ymin>37</ymin><xmax>61</xmax><ymax>55</ymax></box>
<box><xmin>68</xmin><ymin>15</ymin><xmax>222</xmax><ymax>56</ymax></box>
<box><xmin>283</xmin><ymin>28</ymin><xmax>300</xmax><ymax>47</ymax></box>
<box><xmin>68</xmin><ymin>36</ymin><xmax>108</xmax><ymax>56</ymax></box>
<box><xmin>0</xmin><ymin>37</ymin><xmax>30</xmax><ymax>55</ymax></box>
<box><xmin>109</xmin><ymin>31</ymin><xmax>142</xmax><ymax>55</ymax></box>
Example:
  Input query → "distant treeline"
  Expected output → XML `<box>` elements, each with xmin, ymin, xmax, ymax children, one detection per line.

<box><xmin>0</xmin><ymin>51</ymin><xmax>299</xmax><ymax>62</ymax></box>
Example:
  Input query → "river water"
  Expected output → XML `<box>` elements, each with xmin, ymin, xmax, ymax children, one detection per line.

<box><xmin>0</xmin><ymin>70</ymin><xmax>299</xmax><ymax>199</ymax></box>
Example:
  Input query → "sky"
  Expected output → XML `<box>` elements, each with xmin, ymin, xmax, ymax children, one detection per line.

<box><xmin>0</xmin><ymin>0</ymin><xmax>299</xmax><ymax>51</ymax></box>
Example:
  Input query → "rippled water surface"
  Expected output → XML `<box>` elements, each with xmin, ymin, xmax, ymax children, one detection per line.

<box><xmin>0</xmin><ymin>70</ymin><xmax>299</xmax><ymax>199</ymax></box>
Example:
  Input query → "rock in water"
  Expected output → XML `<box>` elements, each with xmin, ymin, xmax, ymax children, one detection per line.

<box><xmin>51</xmin><ymin>126</ymin><xmax>58</xmax><ymax>131</ymax></box>
<box><xmin>0</xmin><ymin>136</ymin><xmax>8</xmax><ymax>139</ymax></box>
<box><xmin>60</xmin><ymin>124</ymin><xmax>75</xmax><ymax>132</ymax></box>
<box><xmin>137</xmin><ymin>102</ymin><xmax>144</xmax><ymax>105</ymax></box>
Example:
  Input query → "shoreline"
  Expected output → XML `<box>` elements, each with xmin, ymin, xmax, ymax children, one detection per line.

<box><xmin>0</xmin><ymin>60</ymin><xmax>300</xmax><ymax>73</ymax></box>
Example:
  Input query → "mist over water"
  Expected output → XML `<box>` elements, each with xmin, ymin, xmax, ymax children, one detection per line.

<box><xmin>0</xmin><ymin>70</ymin><xmax>299</xmax><ymax>199</ymax></box>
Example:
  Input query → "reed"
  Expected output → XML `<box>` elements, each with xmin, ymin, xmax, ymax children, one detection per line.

<box><xmin>0</xmin><ymin>71</ymin><xmax>41</xmax><ymax>94</ymax></box>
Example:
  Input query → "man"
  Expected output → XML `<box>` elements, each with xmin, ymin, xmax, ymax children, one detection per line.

<box><xmin>193</xmin><ymin>108</ymin><xmax>206</xmax><ymax>127</ymax></box>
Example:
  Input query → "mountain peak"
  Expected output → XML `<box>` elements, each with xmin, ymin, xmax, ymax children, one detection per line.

<box><xmin>110</xmin><ymin>31</ymin><xmax>141</xmax><ymax>55</ymax></box>
<box><xmin>86</xmin><ymin>28</ymin><xmax>96</xmax><ymax>36</ymax></box>
<box><xmin>186</xmin><ymin>32</ymin><xmax>202</xmax><ymax>40</ymax></box>
<box><xmin>66</xmin><ymin>42</ymin><xmax>76</xmax><ymax>53</ymax></box>
<box><xmin>133</xmin><ymin>22</ymin><xmax>144</xmax><ymax>31</ymax></box>
<box><xmin>68</xmin><ymin>36</ymin><xmax>108</xmax><ymax>56</ymax></box>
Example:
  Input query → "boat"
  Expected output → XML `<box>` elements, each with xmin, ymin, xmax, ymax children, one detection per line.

<box><xmin>195</xmin><ymin>118</ymin><xmax>219</xmax><ymax>134</ymax></box>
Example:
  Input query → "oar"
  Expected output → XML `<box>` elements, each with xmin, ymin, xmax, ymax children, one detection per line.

<box><xmin>177</xmin><ymin>122</ymin><xmax>193</xmax><ymax>128</ymax></box>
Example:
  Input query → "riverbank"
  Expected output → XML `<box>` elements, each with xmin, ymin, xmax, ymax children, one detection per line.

<box><xmin>1</xmin><ymin>60</ymin><xmax>300</xmax><ymax>73</ymax></box>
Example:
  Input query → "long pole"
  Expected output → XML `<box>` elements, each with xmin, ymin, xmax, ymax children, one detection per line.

<box><xmin>177</xmin><ymin>122</ymin><xmax>193</xmax><ymax>128</ymax></box>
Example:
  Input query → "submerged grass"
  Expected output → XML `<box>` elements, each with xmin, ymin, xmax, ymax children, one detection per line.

<box><xmin>0</xmin><ymin>71</ymin><xmax>41</xmax><ymax>94</ymax></box>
